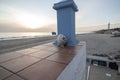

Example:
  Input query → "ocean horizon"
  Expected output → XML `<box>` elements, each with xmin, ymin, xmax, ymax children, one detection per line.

<box><xmin>0</xmin><ymin>31</ymin><xmax>91</xmax><ymax>41</ymax></box>
<box><xmin>0</xmin><ymin>32</ymin><xmax>51</xmax><ymax>40</ymax></box>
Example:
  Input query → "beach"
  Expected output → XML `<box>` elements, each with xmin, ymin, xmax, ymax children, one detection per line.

<box><xmin>0</xmin><ymin>33</ymin><xmax>120</xmax><ymax>56</ymax></box>
<box><xmin>77</xmin><ymin>33</ymin><xmax>120</xmax><ymax>56</ymax></box>
<box><xmin>0</xmin><ymin>36</ymin><xmax>56</xmax><ymax>54</ymax></box>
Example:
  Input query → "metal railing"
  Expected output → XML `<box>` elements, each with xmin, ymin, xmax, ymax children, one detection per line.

<box><xmin>87</xmin><ymin>65</ymin><xmax>91</xmax><ymax>80</ymax></box>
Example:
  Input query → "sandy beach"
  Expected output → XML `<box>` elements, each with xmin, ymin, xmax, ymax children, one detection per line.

<box><xmin>77</xmin><ymin>33</ymin><xmax>120</xmax><ymax>56</ymax></box>
<box><xmin>0</xmin><ymin>36</ymin><xmax>56</xmax><ymax>54</ymax></box>
<box><xmin>0</xmin><ymin>33</ymin><xmax>120</xmax><ymax>56</ymax></box>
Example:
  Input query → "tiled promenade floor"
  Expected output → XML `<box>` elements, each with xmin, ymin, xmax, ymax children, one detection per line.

<box><xmin>0</xmin><ymin>43</ymin><xmax>81</xmax><ymax>80</ymax></box>
<box><xmin>0</xmin><ymin>42</ymin><xmax>119</xmax><ymax>80</ymax></box>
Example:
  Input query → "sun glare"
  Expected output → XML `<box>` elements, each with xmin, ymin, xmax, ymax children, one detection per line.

<box><xmin>14</xmin><ymin>11</ymin><xmax>52</xmax><ymax>29</ymax></box>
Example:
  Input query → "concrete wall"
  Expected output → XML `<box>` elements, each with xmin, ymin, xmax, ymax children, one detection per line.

<box><xmin>57</xmin><ymin>42</ymin><xmax>86</xmax><ymax>80</ymax></box>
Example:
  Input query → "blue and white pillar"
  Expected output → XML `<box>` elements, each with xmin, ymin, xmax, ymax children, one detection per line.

<box><xmin>53</xmin><ymin>0</ymin><xmax>79</xmax><ymax>46</ymax></box>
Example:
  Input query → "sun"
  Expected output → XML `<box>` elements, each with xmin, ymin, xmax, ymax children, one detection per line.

<box><xmin>14</xmin><ymin>11</ymin><xmax>50</xmax><ymax>29</ymax></box>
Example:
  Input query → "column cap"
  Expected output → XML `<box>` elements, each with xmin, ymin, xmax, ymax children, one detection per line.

<box><xmin>53</xmin><ymin>0</ymin><xmax>78</xmax><ymax>11</ymax></box>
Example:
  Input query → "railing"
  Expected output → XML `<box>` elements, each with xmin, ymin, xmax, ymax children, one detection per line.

<box><xmin>87</xmin><ymin>65</ymin><xmax>91</xmax><ymax>80</ymax></box>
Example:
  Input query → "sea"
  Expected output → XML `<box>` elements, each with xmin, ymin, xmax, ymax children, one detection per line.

<box><xmin>0</xmin><ymin>32</ymin><xmax>52</xmax><ymax>41</ymax></box>
<box><xmin>0</xmin><ymin>32</ymin><xmax>90</xmax><ymax>41</ymax></box>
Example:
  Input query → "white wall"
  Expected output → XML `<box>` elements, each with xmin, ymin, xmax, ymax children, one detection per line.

<box><xmin>57</xmin><ymin>42</ymin><xmax>86</xmax><ymax>80</ymax></box>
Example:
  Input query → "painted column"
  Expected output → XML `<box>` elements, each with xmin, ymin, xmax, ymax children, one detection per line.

<box><xmin>53</xmin><ymin>0</ymin><xmax>79</xmax><ymax>46</ymax></box>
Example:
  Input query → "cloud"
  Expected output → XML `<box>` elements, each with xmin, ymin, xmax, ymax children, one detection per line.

<box><xmin>0</xmin><ymin>4</ymin><xmax>55</xmax><ymax>25</ymax></box>
<box><xmin>0</xmin><ymin>23</ymin><xmax>57</xmax><ymax>32</ymax></box>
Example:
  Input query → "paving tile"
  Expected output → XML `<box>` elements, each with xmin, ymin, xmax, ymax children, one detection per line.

<box><xmin>1</xmin><ymin>55</ymin><xmax>40</xmax><ymax>72</ymax></box>
<box><xmin>45</xmin><ymin>47</ymin><xmax>59</xmax><ymax>52</ymax></box>
<box><xmin>18</xmin><ymin>60</ymin><xmax>66</xmax><ymax>80</ymax></box>
<box><xmin>43</xmin><ymin>43</ymin><xmax>81</xmax><ymax>55</ymax></box>
<box><xmin>32</xmin><ymin>45</ymin><xmax>59</xmax><ymax>52</ymax></box>
<box><xmin>57</xmin><ymin>45</ymin><xmax>81</xmax><ymax>55</ymax></box>
<box><xmin>42</xmin><ymin>43</ymin><xmax>62</xmax><ymax>51</ymax></box>
<box><xmin>4</xmin><ymin>75</ymin><xmax>24</xmax><ymax>80</ymax></box>
<box><xmin>47</xmin><ymin>53</ymin><xmax>75</xmax><ymax>64</ymax></box>
<box><xmin>31</xmin><ymin>45</ymin><xmax>48</xmax><ymax>50</ymax></box>
<box><xmin>16</xmin><ymin>48</ymin><xmax>39</xmax><ymax>54</ymax></box>
<box><xmin>0</xmin><ymin>43</ymin><xmax>81</xmax><ymax>80</ymax></box>
<box><xmin>0</xmin><ymin>52</ymin><xmax>24</xmax><ymax>63</ymax></box>
<box><xmin>29</xmin><ymin>51</ymin><xmax>55</xmax><ymax>59</ymax></box>
<box><xmin>0</xmin><ymin>67</ymin><xmax>12</xmax><ymax>80</ymax></box>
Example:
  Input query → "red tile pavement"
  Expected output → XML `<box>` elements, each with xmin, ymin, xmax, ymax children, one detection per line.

<box><xmin>16</xmin><ymin>48</ymin><xmax>39</xmax><ymax>54</ymax></box>
<box><xmin>1</xmin><ymin>55</ymin><xmax>40</xmax><ymax>72</ymax></box>
<box><xmin>18</xmin><ymin>60</ymin><xmax>66</xmax><ymax>80</ymax></box>
<box><xmin>4</xmin><ymin>75</ymin><xmax>24</xmax><ymax>80</ymax></box>
<box><xmin>0</xmin><ymin>67</ymin><xmax>13</xmax><ymax>80</ymax></box>
<box><xmin>47</xmin><ymin>53</ymin><xmax>75</xmax><ymax>64</ymax></box>
<box><xmin>58</xmin><ymin>46</ymin><xmax>81</xmax><ymax>55</ymax></box>
<box><xmin>0</xmin><ymin>43</ymin><xmax>81</xmax><ymax>80</ymax></box>
<box><xmin>0</xmin><ymin>52</ymin><xmax>24</xmax><ymax>63</ymax></box>
<box><xmin>29</xmin><ymin>50</ymin><xmax>55</xmax><ymax>58</ymax></box>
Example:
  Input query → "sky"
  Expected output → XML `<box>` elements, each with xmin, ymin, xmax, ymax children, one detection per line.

<box><xmin>0</xmin><ymin>0</ymin><xmax>120</xmax><ymax>32</ymax></box>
